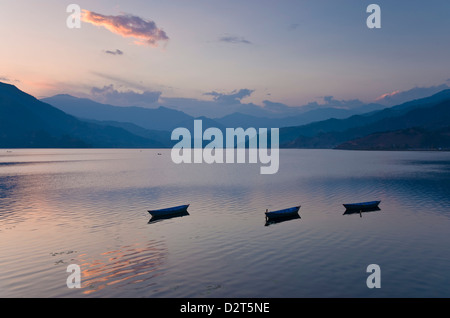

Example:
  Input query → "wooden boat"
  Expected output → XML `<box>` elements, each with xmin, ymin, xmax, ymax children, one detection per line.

<box><xmin>148</xmin><ymin>204</ymin><xmax>189</xmax><ymax>217</ymax></box>
<box><xmin>343</xmin><ymin>201</ymin><xmax>380</xmax><ymax>211</ymax></box>
<box><xmin>265</xmin><ymin>206</ymin><xmax>301</xmax><ymax>220</ymax></box>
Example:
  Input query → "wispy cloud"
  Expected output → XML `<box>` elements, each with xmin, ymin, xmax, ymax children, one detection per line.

<box><xmin>82</xmin><ymin>10</ymin><xmax>169</xmax><ymax>46</ymax></box>
<box><xmin>91</xmin><ymin>72</ymin><xmax>148</xmax><ymax>91</ymax></box>
<box><xmin>104</xmin><ymin>49</ymin><xmax>123</xmax><ymax>55</ymax></box>
<box><xmin>288</xmin><ymin>23</ymin><xmax>300</xmax><ymax>30</ymax></box>
<box><xmin>375</xmin><ymin>90</ymin><xmax>401</xmax><ymax>101</ymax></box>
<box><xmin>218</xmin><ymin>35</ymin><xmax>252</xmax><ymax>45</ymax></box>
<box><xmin>295</xmin><ymin>96</ymin><xmax>364</xmax><ymax>111</ymax></box>
<box><xmin>204</xmin><ymin>89</ymin><xmax>254</xmax><ymax>104</ymax></box>
<box><xmin>90</xmin><ymin>84</ymin><xmax>161</xmax><ymax>106</ymax></box>
<box><xmin>375</xmin><ymin>84</ymin><xmax>450</xmax><ymax>106</ymax></box>
<box><xmin>0</xmin><ymin>76</ymin><xmax>20</xmax><ymax>83</ymax></box>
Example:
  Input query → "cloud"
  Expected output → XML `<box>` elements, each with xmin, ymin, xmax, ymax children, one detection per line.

<box><xmin>298</xmin><ymin>96</ymin><xmax>364</xmax><ymax>110</ymax></box>
<box><xmin>218</xmin><ymin>35</ymin><xmax>252</xmax><ymax>45</ymax></box>
<box><xmin>0</xmin><ymin>76</ymin><xmax>20</xmax><ymax>83</ymax></box>
<box><xmin>375</xmin><ymin>90</ymin><xmax>401</xmax><ymax>102</ymax></box>
<box><xmin>375</xmin><ymin>84</ymin><xmax>450</xmax><ymax>106</ymax></box>
<box><xmin>90</xmin><ymin>84</ymin><xmax>161</xmax><ymax>106</ymax></box>
<box><xmin>288</xmin><ymin>23</ymin><xmax>300</xmax><ymax>30</ymax></box>
<box><xmin>204</xmin><ymin>89</ymin><xmax>254</xmax><ymax>104</ymax></box>
<box><xmin>82</xmin><ymin>10</ymin><xmax>169</xmax><ymax>46</ymax></box>
<box><xmin>262</xmin><ymin>100</ymin><xmax>293</xmax><ymax>114</ymax></box>
<box><xmin>104</xmin><ymin>49</ymin><xmax>123</xmax><ymax>55</ymax></box>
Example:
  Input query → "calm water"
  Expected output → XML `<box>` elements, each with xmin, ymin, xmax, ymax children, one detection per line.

<box><xmin>0</xmin><ymin>149</ymin><xmax>450</xmax><ymax>298</ymax></box>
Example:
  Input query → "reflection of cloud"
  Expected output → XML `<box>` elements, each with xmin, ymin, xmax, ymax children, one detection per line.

<box><xmin>82</xmin><ymin>10</ymin><xmax>168</xmax><ymax>46</ymax></box>
<box><xmin>90</xmin><ymin>84</ymin><xmax>161</xmax><ymax>106</ymax></box>
<box><xmin>104</xmin><ymin>49</ymin><xmax>123</xmax><ymax>55</ymax></box>
<box><xmin>219</xmin><ymin>35</ymin><xmax>252</xmax><ymax>45</ymax></box>
<box><xmin>72</xmin><ymin>241</ymin><xmax>167</xmax><ymax>295</ymax></box>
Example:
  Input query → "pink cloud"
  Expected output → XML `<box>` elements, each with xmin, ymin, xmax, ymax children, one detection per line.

<box><xmin>81</xmin><ymin>10</ymin><xmax>169</xmax><ymax>47</ymax></box>
<box><xmin>375</xmin><ymin>90</ymin><xmax>401</xmax><ymax>102</ymax></box>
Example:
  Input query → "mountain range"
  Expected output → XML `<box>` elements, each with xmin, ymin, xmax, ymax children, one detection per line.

<box><xmin>1</xmin><ymin>81</ymin><xmax>450</xmax><ymax>150</ymax></box>
<box><xmin>0</xmin><ymin>82</ymin><xmax>164</xmax><ymax>148</ymax></box>
<box><xmin>42</xmin><ymin>94</ymin><xmax>386</xmax><ymax>130</ymax></box>
<box><xmin>280</xmin><ymin>89</ymin><xmax>450</xmax><ymax>149</ymax></box>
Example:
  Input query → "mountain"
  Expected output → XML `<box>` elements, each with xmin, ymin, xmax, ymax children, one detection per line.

<box><xmin>280</xmin><ymin>89</ymin><xmax>450</xmax><ymax>148</ymax></box>
<box><xmin>41</xmin><ymin>94</ymin><xmax>194</xmax><ymax>131</ymax></box>
<box><xmin>0</xmin><ymin>83</ymin><xmax>164</xmax><ymax>148</ymax></box>
<box><xmin>43</xmin><ymin>94</ymin><xmax>388</xmax><ymax>133</ymax></box>
<box><xmin>336</xmin><ymin>126</ymin><xmax>450</xmax><ymax>150</ymax></box>
<box><xmin>82</xmin><ymin>119</ymin><xmax>173</xmax><ymax>147</ymax></box>
<box><xmin>214</xmin><ymin>104</ymin><xmax>385</xmax><ymax>129</ymax></box>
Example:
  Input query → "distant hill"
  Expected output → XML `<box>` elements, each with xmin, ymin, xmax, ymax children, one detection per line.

<box><xmin>41</xmin><ymin>94</ymin><xmax>194</xmax><ymax>131</ymax></box>
<box><xmin>5</xmin><ymin>81</ymin><xmax>450</xmax><ymax>150</ymax></box>
<box><xmin>336</xmin><ymin>126</ymin><xmax>450</xmax><ymax>150</ymax></box>
<box><xmin>280</xmin><ymin>90</ymin><xmax>450</xmax><ymax>148</ymax></box>
<box><xmin>214</xmin><ymin>104</ymin><xmax>385</xmax><ymax>129</ymax></box>
<box><xmin>43</xmin><ymin>94</ymin><xmax>388</xmax><ymax>133</ymax></box>
<box><xmin>0</xmin><ymin>83</ymin><xmax>165</xmax><ymax>148</ymax></box>
<box><xmin>82</xmin><ymin>119</ymin><xmax>173</xmax><ymax>147</ymax></box>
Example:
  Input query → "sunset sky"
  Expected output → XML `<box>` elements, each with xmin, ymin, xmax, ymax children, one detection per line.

<box><xmin>1</xmin><ymin>0</ymin><xmax>450</xmax><ymax>113</ymax></box>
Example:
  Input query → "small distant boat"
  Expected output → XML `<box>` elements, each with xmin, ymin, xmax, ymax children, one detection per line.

<box><xmin>148</xmin><ymin>204</ymin><xmax>190</xmax><ymax>217</ymax></box>
<box><xmin>265</xmin><ymin>206</ymin><xmax>301</xmax><ymax>220</ymax></box>
<box><xmin>343</xmin><ymin>201</ymin><xmax>380</xmax><ymax>211</ymax></box>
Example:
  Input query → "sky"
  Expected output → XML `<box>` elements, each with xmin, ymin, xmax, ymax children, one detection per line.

<box><xmin>1</xmin><ymin>0</ymin><xmax>450</xmax><ymax>116</ymax></box>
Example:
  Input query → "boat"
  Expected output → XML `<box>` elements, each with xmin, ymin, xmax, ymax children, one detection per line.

<box><xmin>265</xmin><ymin>206</ymin><xmax>301</xmax><ymax>220</ymax></box>
<box><xmin>343</xmin><ymin>201</ymin><xmax>380</xmax><ymax>211</ymax></box>
<box><xmin>148</xmin><ymin>204</ymin><xmax>190</xmax><ymax>217</ymax></box>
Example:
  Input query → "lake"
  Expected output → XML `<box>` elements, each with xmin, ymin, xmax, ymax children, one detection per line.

<box><xmin>1</xmin><ymin>149</ymin><xmax>450</xmax><ymax>298</ymax></box>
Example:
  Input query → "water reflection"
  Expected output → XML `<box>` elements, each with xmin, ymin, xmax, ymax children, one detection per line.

<box><xmin>2</xmin><ymin>149</ymin><xmax>450</xmax><ymax>297</ymax></box>
<box><xmin>265</xmin><ymin>213</ymin><xmax>301</xmax><ymax>226</ymax></box>
<box><xmin>76</xmin><ymin>241</ymin><xmax>167</xmax><ymax>295</ymax></box>
<box><xmin>343</xmin><ymin>206</ymin><xmax>381</xmax><ymax>217</ymax></box>
<box><xmin>148</xmin><ymin>211</ymin><xmax>190</xmax><ymax>224</ymax></box>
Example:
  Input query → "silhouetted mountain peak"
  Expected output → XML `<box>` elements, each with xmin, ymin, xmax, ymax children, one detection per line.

<box><xmin>0</xmin><ymin>81</ymin><xmax>40</xmax><ymax>103</ymax></box>
<box><xmin>0</xmin><ymin>84</ymin><xmax>166</xmax><ymax>148</ymax></box>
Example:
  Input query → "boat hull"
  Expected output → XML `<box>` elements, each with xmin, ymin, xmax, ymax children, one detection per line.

<box><xmin>343</xmin><ymin>201</ymin><xmax>380</xmax><ymax>211</ymax></box>
<box><xmin>148</xmin><ymin>204</ymin><xmax>190</xmax><ymax>217</ymax></box>
<box><xmin>265</xmin><ymin>206</ymin><xmax>301</xmax><ymax>219</ymax></box>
